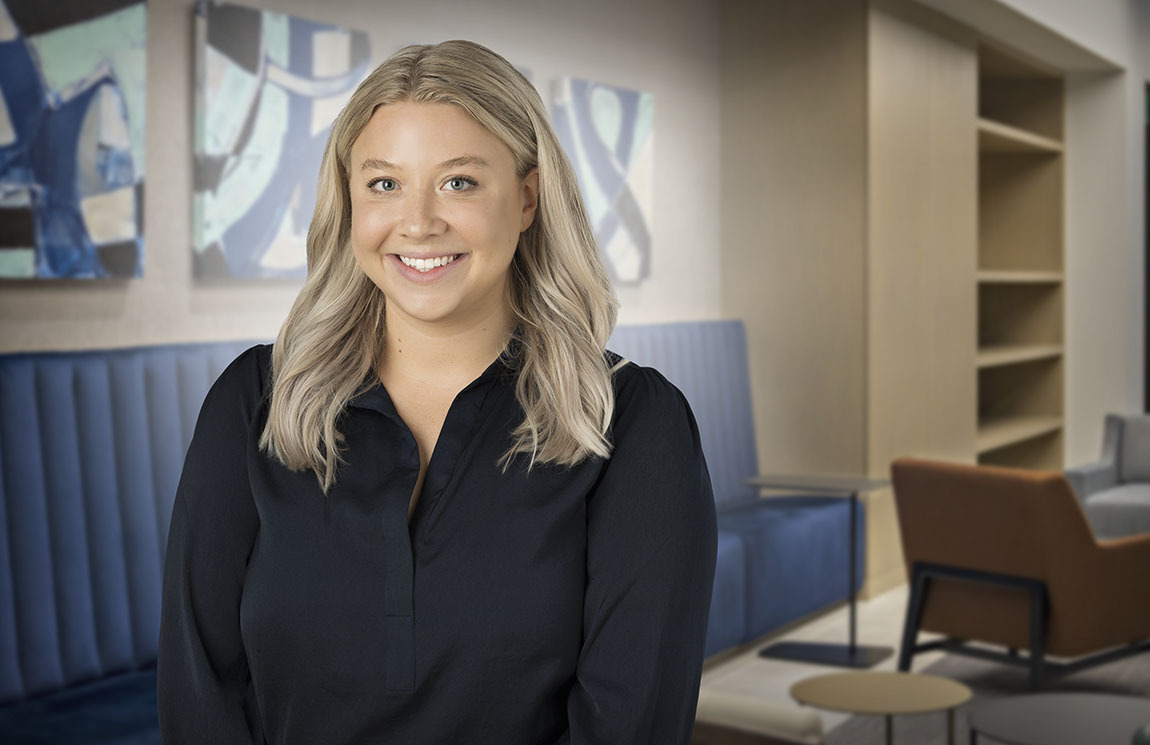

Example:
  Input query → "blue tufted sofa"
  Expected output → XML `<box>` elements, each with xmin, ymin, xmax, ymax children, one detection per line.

<box><xmin>0</xmin><ymin>320</ymin><xmax>862</xmax><ymax>742</ymax></box>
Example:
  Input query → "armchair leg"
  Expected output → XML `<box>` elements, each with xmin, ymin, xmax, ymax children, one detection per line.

<box><xmin>898</xmin><ymin>567</ymin><xmax>929</xmax><ymax>672</ymax></box>
<box><xmin>1028</xmin><ymin>583</ymin><xmax>1047</xmax><ymax>690</ymax></box>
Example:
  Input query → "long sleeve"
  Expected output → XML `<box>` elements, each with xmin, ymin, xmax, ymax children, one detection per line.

<box><xmin>564</xmin><ymin>364</ymin><xmax>719</xmax><ymax>744</ymax></box>
<box><xmin>157</xmin><ymin>346</ymin><xmax>265</xmax><ymax>744</ymax></box>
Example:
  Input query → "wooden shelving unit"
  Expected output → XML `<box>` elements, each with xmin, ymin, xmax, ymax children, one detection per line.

<box><xmin>976</xmin><ymin>44</ymin><xmax>1066</xmax><ymax>469</ymax></box>
<box><xmin>977</xmin><ymin>344</ymin><xmax>1063</xmax><ymax>369</ymax></box>
<box><xmin>977</xmin><ymin>270</ymin><xmax>1063</xmax><ymax>284</ymax></box>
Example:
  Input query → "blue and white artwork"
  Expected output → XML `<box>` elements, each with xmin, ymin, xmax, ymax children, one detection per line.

<box><xmin>194</xmin><ymin>0</ymin><xmax>370</xmax><ymax>279</ymax></box>
<box><xmin>552</xmin><ymin>77</ymin><xmax>653</xmax><ymax>285</ymax></box>
<box><xmin>0</xmin><ymin>0</ymin><xmax>146</xmax><ymax>279</ymax></box>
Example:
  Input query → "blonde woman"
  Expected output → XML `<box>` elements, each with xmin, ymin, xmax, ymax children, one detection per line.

<box><xmin>158</xmin><ymin>40</ymin><xmax>717</xmax><ymax>745</ymax></box>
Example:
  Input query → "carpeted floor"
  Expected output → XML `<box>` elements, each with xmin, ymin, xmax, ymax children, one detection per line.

<box><xmin>824</xmin><ymin>649</ymin><xmax>1150</xmax><ymax>744</ymax></box>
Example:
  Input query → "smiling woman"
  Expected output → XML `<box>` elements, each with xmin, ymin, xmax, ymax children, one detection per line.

<box><xmin>157</xmin><ymin>39</ymin><xmax>717</xmax><ymax>745</ymax></box>
<box><xmin>348</xmin><ymin>101</ymin><xmax>536</xmax><ymax>332</ymax></box>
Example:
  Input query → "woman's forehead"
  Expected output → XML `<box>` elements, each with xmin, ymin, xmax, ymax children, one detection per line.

<box><xmin>350</xmin><ymin>102</ymin><xmax>516</xmax><ymax>171</ymax></box>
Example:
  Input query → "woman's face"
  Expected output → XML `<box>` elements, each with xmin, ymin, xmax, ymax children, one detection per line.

<box><xmin>348</xmin><ymin>101</ymin><xmax>539</xmax><ymax>331</ymax></box>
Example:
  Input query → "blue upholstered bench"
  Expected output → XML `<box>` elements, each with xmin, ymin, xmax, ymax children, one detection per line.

<box><xmin>606</xmin><ymin>321</ymin><xmax>864</xmax><ymax>658</ymax></box>
<box><xmin>0</xmin><ymin>339</ymin><xmax>261</xmax><ymax>744</ymax></box>
<box><xmin>0</xmin><ymin>320</ymin><xmax>862</xmax><ymax>742</ymax></box>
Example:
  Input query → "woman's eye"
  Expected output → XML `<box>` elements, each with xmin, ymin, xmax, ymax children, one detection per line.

<box><xmin>445</xmin><ymin>177</ymin><xmax>477</xmax><ymax>192</ymax></box>
<box><xmin>368</xmin><ymin>178</ymin><xmax>396</xmax><ymax>192</ymax></box>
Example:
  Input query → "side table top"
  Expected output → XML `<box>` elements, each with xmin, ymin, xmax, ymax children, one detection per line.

<box><xmin>746</xmin><ymin>474</ymin><xmax>891</xmax><ymax>493</ymax></box>
<box><xmin>790</xmin><ymin>671</ymin><xmax>972</xmax><ymax>716</ymax></box>
<box><xmin>971</xmin><ymin>693</ymin><xmax>1150</xmax><ymax>745</ymax></box>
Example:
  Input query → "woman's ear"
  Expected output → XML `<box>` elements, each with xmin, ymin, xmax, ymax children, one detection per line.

<box><xmin>520</xmin><ymin>167</ymin><xmax>540</xmax><ymax>232</ymax></box>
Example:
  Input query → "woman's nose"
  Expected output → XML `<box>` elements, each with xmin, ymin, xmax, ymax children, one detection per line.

<box><xmin>401</xmin><ymin>187</ymin><xmax>446</xmax><ymax>239</ymax></box>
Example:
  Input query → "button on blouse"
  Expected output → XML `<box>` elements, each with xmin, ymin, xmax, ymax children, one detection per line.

<box><xmin>157</xmin><ymin>341</ymin><xmax>718</xmax><ymax>745</ymax></box>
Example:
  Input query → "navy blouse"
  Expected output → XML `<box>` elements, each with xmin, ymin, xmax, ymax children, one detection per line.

<box><xmin>157</xmin><ymin>340</ymin><xmax>717</xmax><ymax>745</ymax></box>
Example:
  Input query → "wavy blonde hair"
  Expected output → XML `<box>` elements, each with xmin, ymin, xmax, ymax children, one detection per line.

<box><xmin>258</xmin><ymin>40</ymin><xmax>622</xmax><ymax>495</ymax></box>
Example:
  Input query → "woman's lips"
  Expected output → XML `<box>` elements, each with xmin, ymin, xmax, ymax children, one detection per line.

<box><xmin>388</xmin><ymin>253</ymin><xmax>467</xmax><ymax>283</ymax></box>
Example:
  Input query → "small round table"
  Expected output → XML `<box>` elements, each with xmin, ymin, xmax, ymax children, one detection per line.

<box><xmin>790</xmin><ymin>670</ymin><xmax>972</xmax><ymax>745</ymax></box>
<box><xmin>970</xmin><ymin>692</ymin><xmax>1150</xmax><ymax>745</ymax></box>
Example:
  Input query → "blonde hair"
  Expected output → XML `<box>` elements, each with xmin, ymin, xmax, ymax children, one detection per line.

<box><xmin>258</xmin><ymin>40</ymin><xmax>622</xmax><ymax>495</ymax></box>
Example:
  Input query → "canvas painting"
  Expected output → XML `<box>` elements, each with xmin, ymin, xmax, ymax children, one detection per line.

<box><xmin>552</xmin><ymin>77</ymin><xmax>653</xmax><ymax>285</ymax></box>
<box><xmin>0</xmin><ymin>0</ymin><xmax>146</xmax><ymax>279</ymax></box>
<box><xmin>193</xmin><ymin>0</ymin><xmax>370</xmax><ymax>279</ymax></box>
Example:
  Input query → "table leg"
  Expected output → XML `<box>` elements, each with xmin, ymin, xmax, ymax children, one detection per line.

<box><xmin>885</xmin><ymin>714</ymin><xmax>892</xmax><ymax>745</ymax></box>
<box><xmin>756</xmin><ymin>487</ymin><xmax>892</xmax><ymax>668</ymax></box>
<box><xmin>948</xmin><ymin>707</ymin><xmax>954</xmax><ymax>745</ymax></box>
<box><xmin>849</xmin><ymin>491</ymin><xmax>858</xmax><ymax>653</ymax></box>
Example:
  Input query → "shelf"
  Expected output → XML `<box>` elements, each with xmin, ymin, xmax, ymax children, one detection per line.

<box><xmin>977</xmin><ymin>344</ymin><xmax>1062</xmax><ymax>369</ymax></box>
<box><xmin>978</xmin><ymin>118</ymin><xmax>1063</xmax><ymax>154</ymax></box>
<box><xmin>977</xmin><ymin>416</ymin><xmax>1063</xmax><ymax>454</ymax></box>
<box><xmin>977</xmin><ymin>270</ymin><xmax>1063</xmax><ymax>284</ymax></box>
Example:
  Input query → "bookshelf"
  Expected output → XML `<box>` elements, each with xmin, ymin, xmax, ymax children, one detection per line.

<box><xmin>976</xmin><ymin>44</ymin><xmax>1066</xmax><ymax>469</ymax></box>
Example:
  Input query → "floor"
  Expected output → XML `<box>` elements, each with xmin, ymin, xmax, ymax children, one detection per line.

<box><xmin>699</xmin><ymin>582</ymin><xmax>945</xmax><ymax>734</ymax></box>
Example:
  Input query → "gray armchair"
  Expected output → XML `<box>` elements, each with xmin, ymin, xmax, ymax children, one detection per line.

<box><xmin>1064</xmin><ymin>413</ymin><xmax>1150</xmax><ymax>539</ymax></box>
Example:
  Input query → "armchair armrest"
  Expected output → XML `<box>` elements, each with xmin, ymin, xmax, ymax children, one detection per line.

<box><xmin>1064</xmin><ymin>460</ymin><xmax>1117</xmax><ymax>504</ymax></box>
<box><xmin>1086</xmin><ymin>533</ymin><xmax>1150</xmax><ymax>641</ymax></box>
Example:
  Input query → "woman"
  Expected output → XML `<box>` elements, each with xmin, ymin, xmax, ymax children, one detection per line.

<box><xmin>158</xmin><ymin>39</ymin><xmax>717</xmax><ymax>745</ymax></box>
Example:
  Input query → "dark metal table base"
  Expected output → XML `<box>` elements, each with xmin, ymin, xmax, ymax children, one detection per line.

<box><xmin>759</xmin><ymin>640</ymin><xmax>894</xmax><ymax>669</ymax></box>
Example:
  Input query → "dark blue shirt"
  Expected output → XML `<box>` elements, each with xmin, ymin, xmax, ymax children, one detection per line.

<box><xmin>157</xmin><ymin>340</ymin><xmax>717</xmax><ymax>744</ymax></box>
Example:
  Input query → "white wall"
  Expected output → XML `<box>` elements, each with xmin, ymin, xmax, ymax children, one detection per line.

<box><xmin>0</xmin><ymin>0</ymin><xmax>721</xmax><ymax>353</ymax></box>
<box><xmin>991</xmin><ymin>0</ymin><xmax>1150</xmax><ymax>464</ymax></box>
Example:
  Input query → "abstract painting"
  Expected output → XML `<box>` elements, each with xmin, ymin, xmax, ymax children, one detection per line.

<box><xmin>0</xmin><ymin>0</ymin><xmax>146</xmax><ymax>279</ymax></box>
<box><xmin>552</xmin><ymin>77</ymin><xmax>653</xmax><ymax>285</ymax></box>
<box><xmin>193</xmin><ymin>0</ymin><xmax>370</xmax><ymax>279</ymax></box>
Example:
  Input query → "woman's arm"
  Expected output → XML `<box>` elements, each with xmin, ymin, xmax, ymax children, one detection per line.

<box><xmin>157</xmin><ymin>347</ymin><xmax>264</xmax><ymax>744</ymax></box>
<box><xmin>564</xmin><ymin>364</ymin><xmax>718</xmax><ymax>744</ymax></box>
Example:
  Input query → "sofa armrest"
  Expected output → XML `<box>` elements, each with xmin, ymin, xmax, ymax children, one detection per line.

<box><xmin>694</xmin><ymin>690</ymin><xmax>823</xmax><ymax>745</ymax></box>
<box><xmin>1064</xmin><ymin>460</ymin><xmax>1118</xmax><ymax>504</ymax></box>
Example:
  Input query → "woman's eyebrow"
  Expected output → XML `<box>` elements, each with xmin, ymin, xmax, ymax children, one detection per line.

<box><xmin>358</xmin><ymin>155</ymin><xmax>490</xmax><ymax>172</ymax></box>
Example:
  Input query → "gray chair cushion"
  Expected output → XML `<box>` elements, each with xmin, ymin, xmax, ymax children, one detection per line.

<box><xmin>1083</xmin><ymin>483</ymin><xmax>1150</xmax><ymax>540</ymax></box>
<box><xmin>1119</xmin><ymin>416</ymin><xmax>1150</xmax><ymax>483</ymax></box>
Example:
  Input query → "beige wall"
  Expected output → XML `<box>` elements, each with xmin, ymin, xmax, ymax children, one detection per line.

<box><xmin>0</xmin><ymin>0</ymin><xmax>722</xmax><ymax>353</ymax></box>
<box><xmin>718</xmin><ymin>0</ymin><xmax>870</xmax><ymax>477</ymax></box>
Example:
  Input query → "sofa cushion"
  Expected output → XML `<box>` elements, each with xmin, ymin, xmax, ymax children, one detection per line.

<box><xmin>1119</xmin><ymin>416</ymin><xmax>1150</xmax><ymax>483</ymax></box>
<box><xmin>1083</xmin><ymin>483</ymin><xmax>1150</xmax><ymax>539</ymax></box>
<box><xmin>0</xmin><ymin>668</ymin><xmax>158</xmax><ymax>745</ymax></box>
<box><xmin>717</xmin><ymin>497</ymin><xmax>865</xmax><ymax>640</ymax></box>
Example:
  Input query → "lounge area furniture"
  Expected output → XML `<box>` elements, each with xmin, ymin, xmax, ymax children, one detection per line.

<box><xmin>0</xmin><ymin>320</ymin><xmax>862</xmax><ymax>742</ymax></box>
<box><xmin>789</xmin><ymin>671</ymin><xmax>971</xmax><ymax>745</ymax></box>
<box><xmin>608</xmin><ymin>321</ymin><xmax>866</xmax><ymax>660</ymax></box>
<box><xmin>890</xmin><ymin>456</ymin><xmax>1150</xmax><ymax>689</ymax></box>
<box><xmin>0</xmin><ymin>339</ymin><xmax>260</xmax><ymax>743</ymax></box>
<box><xmin>1064</xmin><ymin>413</ymin><xmax>1150</xmax><ymax>539</ymax></box>
<box><xmin>969</xmin><ymin>692</ymin><xmax>1150</xmax><ymax>745</ymax></box>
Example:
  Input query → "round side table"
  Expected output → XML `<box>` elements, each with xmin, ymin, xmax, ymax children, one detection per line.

<box><xmin>790</xmin><ymin>670</ymin><xmax>972</xmax><ymax>745</ymax></box>
<box><xmin>970</xmin><ymin>692</ymin><xmax>1150</xmax><ymax>745</ymax></box>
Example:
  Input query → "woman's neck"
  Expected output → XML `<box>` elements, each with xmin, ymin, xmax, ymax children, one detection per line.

<box><xmin>378</xmin><ymin>301</ymin><xmax>516</xmax><ymax>392</ymax></box>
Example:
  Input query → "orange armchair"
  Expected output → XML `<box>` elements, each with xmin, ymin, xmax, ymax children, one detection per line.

<box><xmin>889</xmin><ymin>456</ymin><xmax>1150</xmax><ymax>689</ymax></box>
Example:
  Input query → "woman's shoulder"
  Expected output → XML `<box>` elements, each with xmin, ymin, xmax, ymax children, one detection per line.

<box><xmin>602</xmin><ymin>349</ymin><xmax>693</xmax><ymax>431</ymax></box>
<box><xmin>206</xmin><ymin>343</ymin><xmax>274</xmax><ymax>416</ymax></box>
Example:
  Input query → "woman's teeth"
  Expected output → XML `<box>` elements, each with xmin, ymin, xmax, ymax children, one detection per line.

<box><xmin>399</xmin><ymin>254</ymin><xmax>460</xmax><ymax>272</ymax></box>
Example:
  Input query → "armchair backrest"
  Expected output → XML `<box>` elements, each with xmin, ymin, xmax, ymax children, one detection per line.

<box><xmin>1117</xmin><ymin>413</ymin><xmax>1150</xmax><ymax>483</ymax></box>
<box><xmin>890</xmin><ymin>456</ymin><xmax>1099</xmax><ymax>653</ymax></box>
